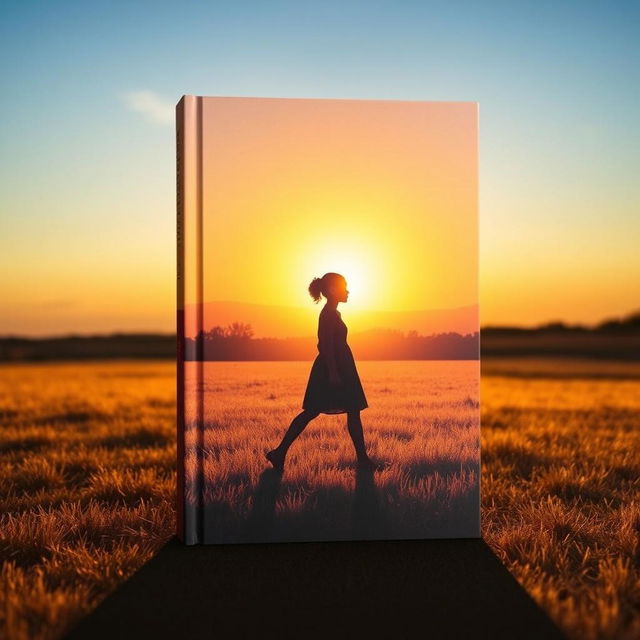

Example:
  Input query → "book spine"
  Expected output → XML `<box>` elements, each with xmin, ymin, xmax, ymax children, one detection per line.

<box><xmin>176</xmin><ymin>95</ymin><xmax>203</xmax><ymax>544</ymax></box>
<box><xmin>175</xmin><ymin>97</ymin><xmax>186</xmax><ymax>543</ymax></box>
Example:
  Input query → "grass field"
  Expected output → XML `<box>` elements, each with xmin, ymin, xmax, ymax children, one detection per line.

<box><xmin>481</xmin><ymin>358</ymin><xmax>640</xmax><ymax>640</ymax></box>
<box><xmin>183</xmin><ymin>361</ymin><xmax>480</xmax><ymax>543</ymax></box>
<box><xmin>1</xmin><ymin>358</ymin><xmax>639</xmax><ymax>639</ymax></box>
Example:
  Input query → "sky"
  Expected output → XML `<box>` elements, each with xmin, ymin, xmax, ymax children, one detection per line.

<box><xmin>1</xmin><ymin>1</ymin><xmax>638</xmax><ymax>335</ymax></box>
<box><xmin>196</xmin><ymin>98</ymin><xmax>476</xmax><ymax>319</ymax></box>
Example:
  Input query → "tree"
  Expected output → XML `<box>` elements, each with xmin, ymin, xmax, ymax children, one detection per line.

<box><xmin>225</xmin><ymin>322</ymin><xmax>254</xmax><ymax>339</ymax></box>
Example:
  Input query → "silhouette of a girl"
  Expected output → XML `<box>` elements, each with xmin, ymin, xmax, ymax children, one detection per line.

<box><xmin>266</xmin><ymin>272</ymin><xmax>376</xmax><ymax>472</ymax></box>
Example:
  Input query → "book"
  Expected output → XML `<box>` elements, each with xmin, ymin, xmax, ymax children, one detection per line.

<box><xmin>176</xmin><ymin>95</ymin><xmax>479</xmax><ymax>545</ymax></box>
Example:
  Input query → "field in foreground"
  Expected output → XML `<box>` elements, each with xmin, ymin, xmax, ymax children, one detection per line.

<box><xmin>183</xmin><ymin>361</ymin><xmax>480</xmax><ymax>543</ymax></box>
<box><xmin>0</xmin><ymin>359</ymin><xmax>639</xmax><ymax>639</ymax></box>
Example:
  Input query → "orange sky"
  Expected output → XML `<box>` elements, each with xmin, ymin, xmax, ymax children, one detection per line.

<box><xmin>189</xmin><ymin>97</ymin><xmax>477</xmax><ymax>337</ymax></box>
<box><xmin>3</xmin><ymin>5</ymin><xmax>639</xmax><ymax>339</ymax></box>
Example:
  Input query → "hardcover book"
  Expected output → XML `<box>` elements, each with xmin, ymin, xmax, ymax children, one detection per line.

<box><xmin>176</xmin><ymin>95</ymin><xmax>479</xmax><ymax>545</ymax></box>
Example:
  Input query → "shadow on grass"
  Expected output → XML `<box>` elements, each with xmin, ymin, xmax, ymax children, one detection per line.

<box><xmin>97</xmin><ymin>428</ymin><xmax>172</xmax><ymax>449</ymax></box>
<box><xmin>0</xmin><ymin>436</ymin><xmax>51</xmax><ymax>453</ymax></box>
<box><xmin>34</xmin><ymin>410</ymin><xmax>110</xmax><ymax>425</ymax></box>
<box><xmin>244</xmin><ymin>468</ymin><xmax>283</xmax><ymax>542</ymax></box>
<box><xmin>352</xmin><ymin>466</ymin><xmax>390</xmax><ymax>540</ymax></box>
<box><xmin>198</xmin><ymin>462</ymin><xmax>480</xmax><ymax>543</ymax></box>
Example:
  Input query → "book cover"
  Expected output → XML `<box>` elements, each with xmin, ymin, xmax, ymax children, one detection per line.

<box><xmin>176</xmin><ymin>95</ymin><xmax>479</xmax><ymax>545</ymax></box>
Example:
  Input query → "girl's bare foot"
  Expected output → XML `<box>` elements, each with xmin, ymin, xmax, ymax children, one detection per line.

<box><xmin>266</xmin><ymin>449</ymin><xmax>285</xmax><ymax>471</ymax></box>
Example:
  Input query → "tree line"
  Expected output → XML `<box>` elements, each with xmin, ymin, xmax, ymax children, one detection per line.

<box><xmin>185</xmin><ymin>322</ymin><xmax>479</xmax><ymax>360</ymax></box>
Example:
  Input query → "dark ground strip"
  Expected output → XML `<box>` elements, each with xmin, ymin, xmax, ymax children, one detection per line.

<box><xmin>65</xmin><ymin>537</ymin><xmax>566</xmax><ymax>640</ymax></box>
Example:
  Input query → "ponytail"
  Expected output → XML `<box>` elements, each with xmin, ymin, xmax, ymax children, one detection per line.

<box><xmin>308</xmin><ymin>276</ymin><xmax>324</xmax><ymax>303</ymax></box>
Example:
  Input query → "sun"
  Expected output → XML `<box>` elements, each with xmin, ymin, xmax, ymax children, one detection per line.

<box><xmin>337</xmin><ymin>260</ymin><xmax>366</xmax><ymax>301</ymax></box>
<box><xmin>303</xmin><ymin>243</ymin><xmax>375</xmax><ymax>309</ymax></box>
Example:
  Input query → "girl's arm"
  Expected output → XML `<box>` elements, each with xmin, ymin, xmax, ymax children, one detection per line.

<box><xmin>318</xmin><ymin>312</ymin><xmax>340</xmax><ymax>380</ymax></box>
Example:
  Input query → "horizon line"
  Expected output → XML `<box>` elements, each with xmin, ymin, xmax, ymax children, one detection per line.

<box><xmin>1</xmin><ymin>311</ymin><xmax>639</xmax><ymax>342</ymax></box>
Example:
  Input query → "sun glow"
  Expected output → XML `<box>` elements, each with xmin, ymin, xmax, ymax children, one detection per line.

<box><xmin>301</xmin><ymin>237</ymin><xmax>381</xmax><ymax>310</ymax></box>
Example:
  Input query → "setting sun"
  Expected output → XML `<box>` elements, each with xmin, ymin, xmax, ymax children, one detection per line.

<box><xmin>300</xmin><ymin>237</ymin><xmax>380</xmax><ymax>309</ymax></box>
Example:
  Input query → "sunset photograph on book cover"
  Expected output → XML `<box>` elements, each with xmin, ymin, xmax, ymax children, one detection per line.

<box><xmin>180</xmin><ymin>96</ymin><xmax>479</xmax><ymax>544</ymax></box>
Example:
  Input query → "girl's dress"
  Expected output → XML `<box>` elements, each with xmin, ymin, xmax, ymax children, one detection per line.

<box><xmin>302</xmin><ymin>305</ymin><xmax>368</xmax><ymax>414</ymax></box>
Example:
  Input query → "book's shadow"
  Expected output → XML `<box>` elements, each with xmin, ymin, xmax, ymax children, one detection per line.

<box><xmin>64</xmin><ymin>534</ymin><xmax>567</xmax><ymax>640</ymax></box>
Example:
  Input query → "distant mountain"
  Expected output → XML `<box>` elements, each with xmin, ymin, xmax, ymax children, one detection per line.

<box><xmin>183</xmin><ymin>300</ymin><xmax>479</xmax><ymax>339</ymax></box>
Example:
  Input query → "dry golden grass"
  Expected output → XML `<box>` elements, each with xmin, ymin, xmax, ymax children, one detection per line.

<box><xmin>481</xmin><ymin>359</ymin><xmax>640</xmax><ymax>640</ymax></box>
<box><xmin>0</xmin><ymin>361</ymin><xmax>177</xmax><ymax>640</ymax></box>
<box><xmin>183</xmin><ymin>361</ymin><xmax>480</xmax><ymax>542</ymax></box>
<box><xmin>0</xmin><ymin>358</ymin><xmax>639</xmax><ymax>639</ymax></box>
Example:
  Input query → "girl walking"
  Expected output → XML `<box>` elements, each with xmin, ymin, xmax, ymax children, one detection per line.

<box><xmin>266</xmin><ymin>272</ymin><xmax>376</xmax><ymax>471</ymax></box>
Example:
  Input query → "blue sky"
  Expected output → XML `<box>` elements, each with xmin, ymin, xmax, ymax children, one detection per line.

<box><xmin>1</xmin><ymin>1</ymin><xmax>638</xmax><ymax>334</ymax></box>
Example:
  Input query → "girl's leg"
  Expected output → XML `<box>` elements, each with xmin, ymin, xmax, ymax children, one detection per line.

<box><xmin>267</xmin><ymin>409</ymin><xmax>319</xmax><ymax>469</ymax></box>
<box><xmin>347</xmin><ymin>410</ymin><xmax>372</xmax><ymax>463</ymax></box>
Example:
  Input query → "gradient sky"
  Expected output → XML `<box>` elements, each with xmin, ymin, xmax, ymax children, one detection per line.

<box><xmin>198</xmin><ymin>97</ymin><xmax>476</xmax><ymax>314</ymax></box>
<box><xmin>1</xmin><ymin>1</ymin><xmax>638</xmax><ymax>335</ymax></box>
